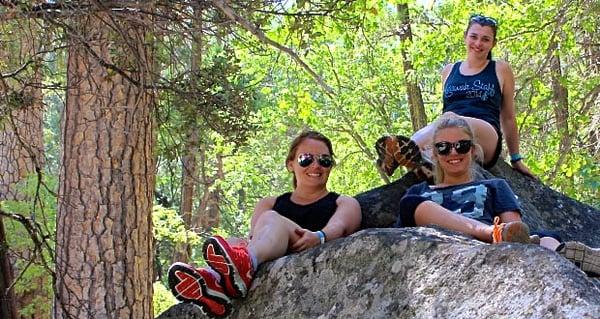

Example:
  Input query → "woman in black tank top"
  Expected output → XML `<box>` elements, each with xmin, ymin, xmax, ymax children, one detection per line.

<box><xmin>167</xmin><ymin>130</ymin><xmax>362</xmax><ymax>318</ymax></box>
<box><xmin>375</xmin><ymin>15</ymin><xmax>536</xmax><ymax>181</ymax></box>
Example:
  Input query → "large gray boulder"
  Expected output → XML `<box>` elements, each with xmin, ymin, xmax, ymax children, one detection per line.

<box><xmin>158</xmin><ymin>228</ymin><xmax>600</xmax><ymax>318</ymax></box>
<box><xmin>157</xmin><ymin>161</ymin><xmax>600</xmax><ymax>318</ymax></box>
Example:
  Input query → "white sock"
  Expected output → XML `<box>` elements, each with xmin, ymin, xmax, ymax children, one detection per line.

<box><xmin>248</xmin><ymin>247</ymin><xmax>259</xmax><ymax>272</ymax></box>
<box><xmin>206</xmin><ymin>267</ymin><xmax>221</xmax><ymax>281</ymax></box>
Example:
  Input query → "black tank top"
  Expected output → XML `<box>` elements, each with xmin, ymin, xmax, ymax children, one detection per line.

<box><xmin>443</xmin><ymin>61</ymin><xmax>502</xmax><ymax>131</ymax></box>
<box><xmin>273</xmin><ymin>192</ymin><xmax>340</xmax><ymax>231</ymax></box>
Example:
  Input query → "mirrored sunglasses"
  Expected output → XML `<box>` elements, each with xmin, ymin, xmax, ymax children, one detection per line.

<box><xmin>434</xmin><ymin>140</ymin><xmax>473</xmax><ymax>156</ymax></box>
<box><xmin>297</xmin><ymin>153</ymin><xmax>334</xmax><ymax>168</ymax></box>
<box><xmin>470</xmin><ymin>14</ymin><xmax>497</xmax><ymax>26</ymax></box>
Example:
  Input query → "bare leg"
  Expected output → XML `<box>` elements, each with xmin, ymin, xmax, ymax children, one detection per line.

<box><xmin>539</xmin><ymin>236</ymin><xmax>561</xmax><ymax>251</ymax></box>
<box><xmin>411</xmin><ymin>112</ymin><xmax>499</xmax><ymax>165</ymax></box>
<box><xmin>414</xmin><ymin>201</ymin><xmax>493</xmax><ymax>242</ymax></box>
<box><xmin>247</xmin><ymin>210</ymin><xmax>302</xmax><ymax>265</ymax></box>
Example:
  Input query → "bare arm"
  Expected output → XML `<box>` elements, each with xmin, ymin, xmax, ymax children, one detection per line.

<box><xmin>289</xmin><ymin>195</ymin><xmax>361</xmax><ymax>252</ymax></box>
<box><xmin>248</xmin><ymin>196</ymin><xmax>276</xmax><ymax>239</ymax></box>
<box><xmin>321</xmin><ymin>195</ymin><xmax>362</xmax><ymax>241</ymax></box>
<box><xmin>497</xmin><ymin>61</ymin><xmax>536</xmax><ymax>178</ymax></box>
<box><xmin>441</xmin><ymin>63</ymin><xmax>454</xmax><ymax>88</ymax></box>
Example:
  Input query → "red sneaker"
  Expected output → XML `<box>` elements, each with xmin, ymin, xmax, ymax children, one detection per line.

<box><xmin>203</xmin><ymin>235</ymin><xmax>254</xmax><ymax>298</ymax></box>
<box><xmin>168</xmin><ymin>262</ymin><xmax>232</xmax><ymax>318</ymax></box>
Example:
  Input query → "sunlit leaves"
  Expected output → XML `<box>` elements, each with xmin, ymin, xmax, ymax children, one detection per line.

<box><xmin>152</xmin><ymin>206</ymin><xmax>201</xmax><ymax>246</ymax></box>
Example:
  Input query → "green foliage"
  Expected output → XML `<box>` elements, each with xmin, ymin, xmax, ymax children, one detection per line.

<box><xmin>153</xmin><ymin>281</ymin><xmax>177</xmax><ymax>315</ymax></box>
<box><xmin>153</xmin><ymin>205</ymin><xmax>201</xmax><ymax>246</ymax></box>
<box><xmin>4</xmin><ymin>0</ymin><xmax>599</xmax><ymax>315</ymax></box>
<box><xmin>153</xmin><ymin>4</ymin><xmax>600</xmax><ymax>277</ymax></box>
<box><xmin>13</xmin><ymin>263</ymin><xmax>52</xmax><ymax>317</ymax></box>
<box><xmin>1</xmin><ymin>174</ymin><xmax>57</xmax><ymax>318</ymax></box>
<box><xmin>152</xmin><ymin>205</ymin><xmax>205</xmax><ymax>275</ymax></box>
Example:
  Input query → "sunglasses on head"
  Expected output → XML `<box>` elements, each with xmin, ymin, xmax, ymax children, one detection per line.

<box><xmin>297</xmin><ymin>153</ymin><xmax>334</xmax><ymax>168</ymax></box>
<box><xmin>470</xmin><ymin>14</ymin><xmax>497</xmax><ymax>26</ymax></box>
<box><xmin>434</xmin><ymin>140</ymin><xmax>473</xmax><ymax>156</ymax></box>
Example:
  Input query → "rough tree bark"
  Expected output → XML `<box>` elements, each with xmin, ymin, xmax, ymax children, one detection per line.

<box><xmin>54</xmin><ymin>10</ymin><xmax>155</xmax><ymax>319</ymax></box>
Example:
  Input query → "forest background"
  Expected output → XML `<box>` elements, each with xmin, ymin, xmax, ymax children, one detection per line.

<box><xmin>0</xmin><ymin>0</ymin><xmax>598</xmax><ymax>318</ymax></box>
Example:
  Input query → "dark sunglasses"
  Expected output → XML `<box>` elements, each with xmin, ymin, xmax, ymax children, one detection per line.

<box><xmin>470</xmin><ymin>14</ymin><xmax>497</xmax><ymax>26</ymax></box>
<box><xmin>434</xmin><ymin>140</ymin><xmax>473</xmax><ymax>156</ymax></box>
<box><xmin>297</xmin><ymin>153</ymin><xmax>334</xmax><ymax>168</ymax></box>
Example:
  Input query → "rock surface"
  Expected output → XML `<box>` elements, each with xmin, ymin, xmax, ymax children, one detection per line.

<box><xmin>158</xmin><ymin>228</ymin><xmax>600</xmax><ymax>319</ymax></box>
<box><xmin>157</xmin><ymin>161</ymin><xmax>600</xmax><ymax>318</ymax></box>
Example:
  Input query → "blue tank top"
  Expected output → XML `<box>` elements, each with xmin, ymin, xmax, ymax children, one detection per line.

<box><xmin>273</xmin><ymin>192</ymin><xmax>339</xmax><ymax>231</ymax></box>
<box><xmin>443</xmin><ymin>61</ymin><xmax>502</xmax><ymax>131</ymax></box>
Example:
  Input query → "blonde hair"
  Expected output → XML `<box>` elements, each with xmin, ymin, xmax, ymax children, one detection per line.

<box><xmin>431</xmin><ymin>114</ymin><xmax>484</xmax><ymax>184</ymax></box>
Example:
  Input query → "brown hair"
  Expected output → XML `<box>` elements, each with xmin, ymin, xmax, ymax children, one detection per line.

<box><xmin>431</xmin><ymin>114</ymin><xmax>484</xmax><ymax>184</ymax></box>
<box><xmin>466</xmin><ymin>14</ymin><xmax>498</xmax><ymax>60</ymax></box>
<box><xmin>286</xmin><ymin>130</ymin><xmax>334</xmax><ymax>188</ymax></box>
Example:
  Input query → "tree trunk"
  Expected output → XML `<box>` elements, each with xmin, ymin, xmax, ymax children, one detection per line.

<box><xmin>54</xmin><ymin>11</ymin><xmax>155</xmax><ymax>319</ymax></box>
<box><xmin>0</xmin><ymin>19</ymin><xmax>45</xmax><ymax>319</ymax></box>
<box><xmin>397</xmin><ymin>3</ymin><xmax>427</xmax><ymax>131</ymax></box>
<box><xmin>0</xmin><ymin>217</ymin><xmax>17</xmax><ymax>319</ymax></box>
<box><xmin>173</xmin><ymin>4</ymin><xmax>203</xmax><ymax>263</ymax></box>
<box><xmin>548</xmin><ymin>43</ymin><xmax>572</xmax><ymax>180</ymax></box>
<box><xmin>173</xmin><ymin>125</ymin><xmax>199</xmax><ymax>263</ymax></box>
<box><xmin>581</xmin><ymin>16</ymin><xmax>600</xmax><ymax>157</ymax></box>
<box><xmin>195</xmin><ymin>150</ymin><xmax>222</xmax><ymax>231</ymax></box>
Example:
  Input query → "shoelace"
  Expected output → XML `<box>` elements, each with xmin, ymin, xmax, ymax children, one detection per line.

<box><xmin>232</xmin><ymin>245</ymin><xmax>250</xmax><ymax>262</ymax></box>
<box><xmin>210</xmin><ymin>243</ymin><xmax>250</xmax><ymax>268</ymax></box>
<box><xmin>491</xmin><ymin>216</ymin><xmax>504</xmax><ymax>243</ymax></box>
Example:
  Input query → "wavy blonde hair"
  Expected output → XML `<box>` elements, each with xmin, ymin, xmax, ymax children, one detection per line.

<box><xmin>432</xmin><ymin>114</ymin><xmax>484</xmax><ymax>184</ymax></box>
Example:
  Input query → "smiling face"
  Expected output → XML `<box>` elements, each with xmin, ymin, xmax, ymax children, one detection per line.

<box><xmin>464</xmin><ymin>23</ymin><xmax>496</xmax><ymax>59</ymax></box>
<box><xmin>287</xmin><ymin>138</ymin><xmax>332</xmax><ymax>189</ymax></box>
<box><xmin>433</xmin><ymin>127</ymin><xmax>473</xmax><ymax>181</ymax></box>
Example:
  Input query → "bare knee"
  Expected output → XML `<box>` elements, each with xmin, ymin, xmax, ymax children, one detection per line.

<box><xmin>540</xmin><ymin>237</ymin><xmax>561</xmax><ymax>251</ymax></box>
<box><xmin>254</xmin><ymin>210</ymin><xmax>283</xmax><ymax>227</ymax></box>
<box><xmin>413</xmin><ymin>112</ymin><xmax>459</xmax><ymax>149</ymax></box>
<box><xmin>460</xmin><ymin>117</ymin><xmax>498</xmax><ymax>163</ymax></box>
<box><xmin>254</xmin><ymin>210</ymin><xmax>297</xmax><ymax>233</ymax></box>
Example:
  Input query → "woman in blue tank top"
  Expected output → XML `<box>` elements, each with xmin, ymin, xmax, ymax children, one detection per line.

<box><xmin>376</xmin><ymin>15</ymin><xmax>535</xmax><ymax>180</ymax></box>
<box><xmin>166</xmin><ymin>130</ymin><xmax>362</xmax><ymax>318</ymax></box>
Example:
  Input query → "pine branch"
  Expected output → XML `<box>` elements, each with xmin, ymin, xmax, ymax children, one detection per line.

<box><xmin>210</xmin><ymin>0</ymin><xmax>336</xmax><ymax>97</ymax></box>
